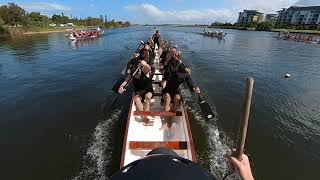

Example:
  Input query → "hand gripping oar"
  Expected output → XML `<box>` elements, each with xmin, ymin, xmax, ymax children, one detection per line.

<box><xmin>104</xmin><ymin>41</ymin><xmax>146</xmax><ymax>112</ymax></box>
<box><xmin>112</xmin><ymin>61</ymin><xmax>142</xmax><ymax>94</ymax></box>
<box><xmin>103</xmin><ymin>62</ymin><xmax>143</xmax><ymax>113</ymax></box>
<box><xmin>222</xmin><ymin>77</ymin><xmax>254</xmax><ymax>180</ymax></box>
<box><xmin>121</xmin><ymin>40</ymin><xmax>145</xmax><ymax>75</ymax></box>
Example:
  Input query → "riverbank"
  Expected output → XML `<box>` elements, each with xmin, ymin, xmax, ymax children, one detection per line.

<box><xmin>23</xmin><ymin>27</ymin><xmax>88</xmax><ymax>35</ymax></box>
<box><xmin>1</xmin><ymin>25</ymin><xmax>131</xmax><ymax>37</ymax></box>
<box><xmin>271</xmin><ymin>28</ymin><xmax>320</xmax><ymax>35</ymax></box>
<box><xmin>209</xmin><ymin>26</ymin><xmax>320</xmax><ymax>35</ymax></box>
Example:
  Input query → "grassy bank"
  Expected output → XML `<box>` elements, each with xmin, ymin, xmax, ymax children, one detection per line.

<box><xmin>23</xmin><ymin>26</ymin><xmax>88</xmax><ymax>35</ymax></box>
<box><xmin>3</xmin><ymin>25</ymin><xmax>130</xmax><ymax>36</ymax></box>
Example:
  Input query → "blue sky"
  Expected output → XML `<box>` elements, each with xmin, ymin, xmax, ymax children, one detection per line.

<box><xmin>0</xmin><ymin>0</ymin><xmax>319</xmax><ymax>24</ymax></box>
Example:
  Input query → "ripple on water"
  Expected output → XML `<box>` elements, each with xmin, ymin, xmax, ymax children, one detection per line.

<box><xmin>73</xmin><ymin>110</ymin><xmax>121</xmax><ymax>180</ymax></box>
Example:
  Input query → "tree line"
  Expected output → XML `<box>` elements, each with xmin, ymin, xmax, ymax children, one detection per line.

<box><xmin>211</xmin><ymin>20</ymin><xmax>275</xmax><ymax>31</ymax></box>
<box><xmin>0</xmin><ymin>3</ymin><xmax>130</xmax><ymax>33</ymax></box>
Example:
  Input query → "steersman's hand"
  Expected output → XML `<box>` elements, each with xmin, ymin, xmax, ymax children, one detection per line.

<box><xmin>226</xmin><ymin>153</ymin><xmax>254</xmax><ymax>180</ymax></box>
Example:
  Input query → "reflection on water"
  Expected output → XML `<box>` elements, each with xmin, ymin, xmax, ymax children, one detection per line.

<box><xmin>0</xmin><ymin>27</ymin><xmax>320</xmax><ymax>180</ymax></box>
<box><xmin>69</xmin><ymin>38</ymin><xmax>104</xmax><ymax>49</ymax></box>
<box><xmin>2</xmin><ymin>35</ymin><xmax>50</xmax><ymax>62</ymax></box>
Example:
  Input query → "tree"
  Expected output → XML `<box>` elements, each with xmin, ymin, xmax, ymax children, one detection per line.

<box><xmin>0</xmin><ymin>17</ymin><xmax>4</xmax><ymax>26</ymax></box>
<box><xmin>256</xmin><ymin>20</ymin><xmax>274</xmax><ymax>31</ymax></box>
<box><xmin>27</xmin><ymin>12</ymin><xmax>50</xmax><ymax>27</ymax></box>
<box><xmin>52</xmin><ymin>14</ymin><xmax>69</xmax><ymax>24</ymax></box>
<box><xmin>0</xmin><ymin>3</ymin><xmax>27</xmax><ymax>25</ymax></box>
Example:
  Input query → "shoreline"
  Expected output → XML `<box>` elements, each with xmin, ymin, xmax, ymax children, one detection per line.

<box><xmin>209</xmin><ymin>26</ymin><xmax>320</xmax><ymax>35</ymax></box>
<box><xmin>11</xmin><ymin>26</ymin><xmax>130</xmax><ymax>36</ymax></box>
<box><xmin>23</xmin><ymin>27</ymin><xmax>90</xmax><ymax>35</ymax></box>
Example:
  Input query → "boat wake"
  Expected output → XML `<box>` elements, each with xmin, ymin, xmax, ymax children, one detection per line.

<box><xmin>73</xmin><ymin>110</ymin><xmax>121</xmax><ymax>180</ymax></box>
<box><xmin>181</xmin><ymin>88</ymin><xmax>236</xmax><ymax>179</ymax></box>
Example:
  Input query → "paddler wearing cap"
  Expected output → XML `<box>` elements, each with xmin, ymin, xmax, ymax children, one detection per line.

<box><xmin>118</xmin><ymin>53</ymin><xmax>154</xmax><ymax>126</ymax></box>
<box><xmin>161</xmin><ymin>50</ymin><xmax>200</xmax><ymax>127</ymax></box>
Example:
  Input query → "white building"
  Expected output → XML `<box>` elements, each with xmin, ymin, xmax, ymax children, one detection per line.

<box><xmin>238</xmin><ymin>10</ymin><xmax>265</xmax><ymax>25</ymax></box>
<box><xmin>276</xmin><ymin>6</ymin><xmax>320</xmax><ymax>28</ymax></box>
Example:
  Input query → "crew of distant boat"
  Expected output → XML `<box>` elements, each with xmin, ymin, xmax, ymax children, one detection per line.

<box><xmin>66</xmin><ymin>27</ymin><xmax>104</xmax><ymax>41</ymax></box>
<box><xmin>270</xmin><ymin>31</ymin><xmax>320</xmax><ymax>44</ymax></box>
<box><xmin>201</xmin><ymin>28</ymin><xmax>227</xmax><ymax>38</ymax></box>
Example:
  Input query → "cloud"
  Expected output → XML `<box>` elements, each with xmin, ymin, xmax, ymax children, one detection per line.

<box><xmin>125</xmin><ymin>0</ymin><xmax>319</xmax><ymax>24</ymax></box>
<box><xmin>21</xmin><ymin>2</ymin><xmax>71</xmax><ymax>13</ymax></box>
<box><xmin>295</xmin><ymin>0</ymin><xmax>320</xmax><ymax>6</ymax></box>
<box><xmin>125</xmin><ymin>4</ymin><xmax>237</xmax><ymax>24</ymax></box>
<box><xmin>232</xmin><ymin>0</ymin><xmax>298</xmax><ymax>13</ymax></box>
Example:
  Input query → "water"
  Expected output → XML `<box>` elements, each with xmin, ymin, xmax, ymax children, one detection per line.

<box><xmin>0</xmin><ymin>27</ymin><xmax>319</xmax><ymax>180</ymax></box>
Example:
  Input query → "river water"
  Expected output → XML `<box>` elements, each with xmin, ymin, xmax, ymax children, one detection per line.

<box><xmin>0</xmin><ymin>27</ymin><xmax>319</xmax><ymax>180</ymax></box>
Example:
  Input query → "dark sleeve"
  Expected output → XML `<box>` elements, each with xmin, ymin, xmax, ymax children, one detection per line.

<box><xmin>185</xmin><ymin>74</ymin><xmax>196</xmax><ymax>91</ymax></box>
<box><xmin>163</xmin><ymin>70</ymin><xmax>170</xmax><ymax>81</ymax></box>
<box><xmin>179</xmin><ymin>63</ymin><xmax>196</xmax><ymax>91</ymax></box>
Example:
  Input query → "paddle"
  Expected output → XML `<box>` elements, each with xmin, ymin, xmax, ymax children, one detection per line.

<box><xmin>179</xmin><ymin>62</ymin><xmax>215</xmax><ymax>121</ymax></box>
<box><xmin>197</xmin><ymin>93</ymin><xmax>215</xmax><ymax>120</ymax></box>
<box><xmin>222</xmin><ymin>77</ymin><xmax>254</xmax><ymax>180</ymax></box>
<box><xmin>112</xmin><ymin>40</ymin><xmax>146</xmax><ymax>93</ymax></box>
<box><xmin>235</xmin><ymin>77</ymin><xmax>254</xmax><ymax>160</ymax></box>
<box><xmin>103</xmin><ymin>41</ymin><xmax>146</xmax><ymax>113</ymax></box>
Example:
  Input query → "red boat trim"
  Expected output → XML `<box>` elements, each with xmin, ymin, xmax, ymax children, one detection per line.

<box><xmin>129</xmin><ymin>141</ymin><xmax>188</xmax><ymax>150</ymax></box>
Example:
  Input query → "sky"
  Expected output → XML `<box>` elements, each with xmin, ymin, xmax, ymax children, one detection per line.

<box><xmin>0</xmin><ymin>0</ymin><xmax>319</xmax><ymax>24</ymax></box>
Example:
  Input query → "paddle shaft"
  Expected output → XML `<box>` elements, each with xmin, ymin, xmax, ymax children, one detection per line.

<box><xmin>235</xmin><ymin>78</ymin><xmax>254</xmax><ymax>160</ymax></box>
<box><xmin>122</xmin><ymin>62</ymin><xmax>143</xmax><ymax>89</ymax></box>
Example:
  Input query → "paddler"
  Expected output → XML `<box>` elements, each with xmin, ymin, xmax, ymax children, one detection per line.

<box><xmin>161</xmin><ymin>50</ymin><xmax>200</xmax><ymax>124</ymax></box>
<box><xmin>118</xmin><ymin>53</ymin><xmax>154</xmax><ymax>125</ymax></box>
<box><xmin>152</xmin><ymin>30</ymin><xmax>161</xmax><ymax>51</ymax></box>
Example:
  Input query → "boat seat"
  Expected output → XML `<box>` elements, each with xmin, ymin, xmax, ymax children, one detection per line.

<box><xmin>133</xmin><ymin>111</ymin><xmax>182</xmax><ymax>117</ymax></box>
<box><xmin>152</xmin><ymin>81</ymin><xmax>162</xmax><ymax>85</ymax></box>
<box><xmin>129</xmin><ymin>141</ymin><xmax>188</xmax><ymax>150</ymax></box>
<box><xmin>153</xmin><ymin>92</ymin><xmax>162</xmax><ymax>97</ymax></box>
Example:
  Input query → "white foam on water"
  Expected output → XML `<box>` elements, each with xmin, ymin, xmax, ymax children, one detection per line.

<box><xmin>181</xmin><ymin>88</ymin><xmax>236</xmax><ymax>179</ymax></box>
<box><xmin>73</xmin><ymin>110</ymin><xmax>121</xmax><ymax>180</ymax></box>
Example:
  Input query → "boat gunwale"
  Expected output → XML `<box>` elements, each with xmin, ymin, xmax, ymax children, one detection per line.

<box><xmin>120</xmin><ymin>94</ymin><xmax>134</xmax><ymax>168</ymax></box>
<box><xmin>181</xmin><ymin>95</ymin><xmax>197</xmax><ymax>162</ymax></box>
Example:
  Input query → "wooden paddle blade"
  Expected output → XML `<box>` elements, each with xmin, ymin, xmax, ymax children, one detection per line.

<box><xmin>112</xmin><ymin>77</ymin><xmax>125</xmax><ymax>93</ymax></box>
<box><xmin>198</xmin><ymin>95</ymin><xmax>215</xmax><ymax>120</ymax></box>
<box><xmin>133</xmin><ymin>111</ymin><xmax>182</xmax><ymax>117</ymax></box>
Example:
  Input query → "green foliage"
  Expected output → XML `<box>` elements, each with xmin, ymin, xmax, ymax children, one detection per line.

<box><xmin>0</xmin><ymin>3</ymin><xmax>130</xmax><ymax>33</ymax></box>
<box><xmin>0</xmin><ymin>3</ymin><xmax>27</xmax><ymax>26</ymax></box>
<box><xmin>52</xmin><ymin>14</ymin><xmax>69</xmax><ymax>24</ymax></box>
<box><xmin>27</xmin><ymin>12</ymin><xmax>50</xmax><ymax>27</ymax></box>
<box><xmin>0</xmin><ymin>17</ymin><xmax>4</xmax><ymax>26</ymax></box>
<box><xmin>256</xmin><ymin>20</ymin><xmax>274</xmax><ymax>31</ymax></box>
<box><xmin>244</xmin><ymin>22</ymin><xmax>257</xmax><ymax>28</ymax></box>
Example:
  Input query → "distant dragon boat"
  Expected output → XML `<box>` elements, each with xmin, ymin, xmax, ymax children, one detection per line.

<box><xmin>270</xmin><ymin>32</ymin><xmax>320</xmax><ymax>44</ymax></box>
<box><xmin>201</xmin><ymin>28</ymin><xmax>227</xmax><ymax>38</ymax></box>
<box><xmin>66</xmin><ymin>28</ymin><xmax>104</xmax><ymax>41</ymax></box>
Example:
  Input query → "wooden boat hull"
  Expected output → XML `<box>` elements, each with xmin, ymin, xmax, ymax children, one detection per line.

<box><xmin>120</xmin><ymin>45</ymin><xmax>196</xmax><ymax>167</ymax></box>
